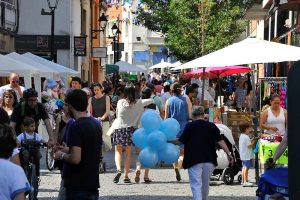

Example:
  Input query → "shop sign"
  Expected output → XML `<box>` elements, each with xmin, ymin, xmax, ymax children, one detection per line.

<box><xmin>74</xmin><ymin>36</ymin><xmax>86</xmax><ymax>56</ymax></box>
<box><xmin>93</xmin><ymin>47</ymin><xmax>107</xmax><ymax>58</ymax></box>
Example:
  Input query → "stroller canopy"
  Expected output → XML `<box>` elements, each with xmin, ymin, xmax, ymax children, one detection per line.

<box><xmin>216</xmin><ymin>124</ymin><xmax>235</xmax><ymax>145</ymax></box>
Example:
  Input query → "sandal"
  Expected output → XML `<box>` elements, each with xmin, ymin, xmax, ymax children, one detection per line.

<box><xmin>144</xmin><ymin>178</ymin><xmax>152</xmax><ymax>183</ymax></box>
<box><xmin>175</xmin><ymin>168</ymin><xmax>181</xmax><ymax>181</ymax></box>
<box><xmin>113</xmin><ymin>171</ymin><xmax>122</xmax><ymax>183</ymax></box>
<box><xmin>124</xmin><ymin>178</ymin><xmax>131</xmax><ymax>183</ymax></box>
<box><xmin>134</xmin><ymin>170</ymin><xmax>141</xmax><ymax>183</ymax></box>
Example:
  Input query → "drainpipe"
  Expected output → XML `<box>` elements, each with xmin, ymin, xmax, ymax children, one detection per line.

<box><xmin>90</xmin><ymin>0</ymin><xmax>93</xmax><ymax>82</ymax></box>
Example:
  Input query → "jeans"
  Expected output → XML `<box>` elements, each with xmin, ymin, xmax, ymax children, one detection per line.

<box><xmin>188</xmin><ymin>163</ymin><xmax>215</xmax><ymax>200</ymax></box>
<box><xmin>66</xmin><ymin>189</ymin><xmax>99</xmax><ymax>200</ymax></box>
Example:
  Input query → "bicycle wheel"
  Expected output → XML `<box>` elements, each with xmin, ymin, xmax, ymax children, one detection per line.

<box><xmin>29</xmin><ymin>164</ymin><xmax>38</xmax><ymax>200</ymax></box>
<box><xmin>46</xmin><ymin>146</ymin><xmax>55</xmax><ymax>171</ymax></box>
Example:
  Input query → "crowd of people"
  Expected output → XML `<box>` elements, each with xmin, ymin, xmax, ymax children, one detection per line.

<box><xmin>0</xmin><ymin>71</ymin><xmax>288</xmax><ymax>200</ymax></box>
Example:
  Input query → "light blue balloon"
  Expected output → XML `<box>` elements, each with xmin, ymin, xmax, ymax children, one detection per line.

<box><xmin>132</xmin><ymin>128</ymin><xmax>148</xmax><ymax>149</ymax></box>
<box><xmin>147</xmin><ymin>130</ymin><xmax>167</xmax><ymax>151</ymax></box>
<box><xmin>141</xmin><ymin>110</ymin><xmax>162</xmax><ymax>133</ymax></box>
<box><xmin>158</xmin><ymin>143</ymin><xmax>180</xmax><ymax>164</ymax></box>
<box><xmin>160</xmin><ymin>118</ymin><xmax>180</xmax><ymax>140</ymax></box>
<box><xmin>139</xmin><ymin>147</ymin><xmax>159</xmax><ymax>168</ymax></box>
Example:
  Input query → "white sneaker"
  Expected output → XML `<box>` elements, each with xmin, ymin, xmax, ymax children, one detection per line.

<box><xmin>242</xmin><ymin>182</ymin><xmax>253</xmax><ymax>187</ymax></box>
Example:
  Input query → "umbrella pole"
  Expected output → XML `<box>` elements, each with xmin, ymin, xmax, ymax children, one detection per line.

<box><xmin>218</xmin><ymin>77</ymin><xmax>222</xmax><ymax>107</ymax></box>
<box><xmin>201</xmin><ymin>67</ymin><xmax>206</xmax><ymax>107</ymax></box>
<box><xmin>250</xmin><ymin>64</ymin><xmax>259</xmax><ymax>184</ymax></box>
<box><xmin>218</xmin><ymin>77</ymin><xmax>224</xmax><ymax>122</ymax></box>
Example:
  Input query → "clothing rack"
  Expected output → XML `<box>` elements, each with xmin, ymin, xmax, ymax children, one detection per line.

<box><xmin>258</xmin><ymin>77</ymin><xmax>288</xmax><ymax>111</ymax></box>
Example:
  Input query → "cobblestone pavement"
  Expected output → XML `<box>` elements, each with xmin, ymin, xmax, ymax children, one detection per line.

<box><xmin>37</xmin><ymin>149</ymin><xmax>258</xmax><ymax>200</ymax></box>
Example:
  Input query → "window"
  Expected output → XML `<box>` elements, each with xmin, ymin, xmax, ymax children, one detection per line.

<box><xmin>81</xmin><ymin>9</ymin><xmax>86</xmax><ymax>35</ymax></box>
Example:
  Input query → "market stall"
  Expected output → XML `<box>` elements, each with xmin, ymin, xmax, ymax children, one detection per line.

<box><xmin>173</xmin><ymin>38</ymin><xmax>300</xmax><ymax>183</ymax></box>
<box><xmin>23</xmin><ymin>52</ymin><xmax>79</xmax><ymax>87</ymax></box>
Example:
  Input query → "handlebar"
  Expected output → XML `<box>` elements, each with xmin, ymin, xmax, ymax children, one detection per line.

<box><xmin>19</xmin><ymin>142</ymin><xmax>48</xmax><ymax>151</ymax></box>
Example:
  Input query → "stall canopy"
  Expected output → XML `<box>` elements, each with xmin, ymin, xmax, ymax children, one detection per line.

<box><xmin>6</xmin><ymin>52</ymin><xmax>59</xmax><ymax>79</ymax></box>
<box><xmin>174</xmin><ymin>38</ymin><xmax>300</xmax><ymax>70</ymax></box>
<box><xmin>115</xmin><ymin>61</ymin><xmax>147</xmax><ymax>72</ymax></box>
<box><xmin>0</xmin><ymin>55</ymin><xmax>42</xmax><ymax>99</ymax></box>
<box><xmin>23</xmin><ymin>53</ymin><xmax>79</xmax><ymax>75</ymax></box>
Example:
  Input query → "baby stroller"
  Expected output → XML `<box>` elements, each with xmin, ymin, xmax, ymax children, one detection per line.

<box><xmin>212</xmin><ymin>124</ymin><xmax>242</xmax><ymax>185</ymax></box>
<box><xmin>256</xmin><ymin>167</ymin><xmax>288</xmax><ymax>200</ymax></box>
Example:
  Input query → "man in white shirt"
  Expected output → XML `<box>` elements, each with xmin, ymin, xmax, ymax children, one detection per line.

<box><xmin>0</xmin><ymin>73</ymin><xmax>25</xmax><ymax>102</ymax></box>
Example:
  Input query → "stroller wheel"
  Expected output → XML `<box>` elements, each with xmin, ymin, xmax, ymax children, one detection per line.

<box><xmin>222</xmin><ymin>167</ymin><xmax>234</xmax><ymax>185</ymax></box>
<box><xmin>237</xmin><ymin>174</ymin><xmax>242</xmax><ymax>183</ymax></box>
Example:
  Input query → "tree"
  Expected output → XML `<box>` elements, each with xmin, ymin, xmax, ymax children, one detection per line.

<box><xmin>136</xmin><ymin>0</ymin><xmax>263</xmax><ymax>62</ymax></box>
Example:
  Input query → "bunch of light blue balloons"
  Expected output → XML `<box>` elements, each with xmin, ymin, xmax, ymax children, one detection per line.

<box><xmin>132</xmin><ymin>110</ymin><xmax>181</xmax><ymax>168</ymax></box>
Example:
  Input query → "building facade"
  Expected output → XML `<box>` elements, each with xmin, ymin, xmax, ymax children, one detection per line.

<box><xmin>104</xmin><ymin>1</ymin><xmax>168</xmax><ymax>70</ymax></box>
<box><xmin>16</xmin><ymin>0</ymin><xmax>97</xmax><ymax>81</ymax></box>
<box><xmin>0</xmin><ymin>0</ymin><xmax>18</xmax><ymax>54</ymax></box>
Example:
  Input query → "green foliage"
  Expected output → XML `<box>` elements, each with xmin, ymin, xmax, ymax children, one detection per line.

<box><xmin>136</xmin><ymin>0</ymin><xmax>261</xmax><ymax>62</ymax></box>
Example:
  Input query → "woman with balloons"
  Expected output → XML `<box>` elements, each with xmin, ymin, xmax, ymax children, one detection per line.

<box><xmin>164</xmin><ymin>82</ymin><xmax>192</xmax><ymax>181</ymax></box>
<box><xmin>179</xmin><ymin>106</ymin><xmax>233</xmax><ymax>200</ymax></box>
<box><xmin>110</xmin><ymin>85</ymin><xmax>154</xmax><ymax>184</ymax></box>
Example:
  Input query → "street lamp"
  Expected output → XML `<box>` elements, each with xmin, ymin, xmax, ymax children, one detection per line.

<box><xmin>111</xmin><ymin>22</ymin><xmax>121</xmax><ymax>64</ymax></box>
<box><xmin>41</xmin><ymin>0</ymin><xmax>59</xmax><ymax>62</ymax></box>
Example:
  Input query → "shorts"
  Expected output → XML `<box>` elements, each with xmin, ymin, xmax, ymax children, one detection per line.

<box><xmin>242</xmin><ymin>160</ymin><xmax>252</xmax><ymax>169</ymax></box>
<box><xmin>112</xmin><ymin>126</ymin><xmax>136</xmax><ymax>147</ymax></box>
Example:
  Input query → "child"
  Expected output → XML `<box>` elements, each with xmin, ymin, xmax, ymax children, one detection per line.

<box><xmin>239</xmin><ymin>121</ymin><xmax>257</xmax><ymax>186</ymax></box>
<box><xmin>17</xmin><ymin>117</ymin><xmax>45</xmax><ymax>177</ymax></box>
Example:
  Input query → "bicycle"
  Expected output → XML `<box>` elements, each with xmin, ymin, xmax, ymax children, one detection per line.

<box><xmin>19</xmin><ymin>141</ymin><xmax>47</xmax><ymax>200</ymax></box>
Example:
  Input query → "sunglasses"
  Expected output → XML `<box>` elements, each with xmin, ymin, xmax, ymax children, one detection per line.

<box><xmin>4</xmin><ymin>95</ymin><xmax>13</xmax><ymax>99</ymax></box>
<box><xmin>11</xmin><ymin>80</ymin><xmax>19</xmax><ymax>83</ymax></box>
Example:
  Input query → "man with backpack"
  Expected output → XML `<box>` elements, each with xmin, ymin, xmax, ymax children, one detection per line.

<box><xmin>10</xmin><ymin>88</ymin><xmax>55</xmax><ymax>145</ymax></box>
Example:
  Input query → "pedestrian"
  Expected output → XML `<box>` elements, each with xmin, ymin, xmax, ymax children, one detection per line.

<box><xmin>260</xmin><ymin>94</ymin><xmax>287</xmax><ymax>135</ymax></box>
<box><xmin>165</xmin><ymin>82</ymin><xmax>192</xmax><ymax>181</ymax></box>
<box><xmin>0</xmin><ymin>73</ymin><xmax>25</xmax><ymax>102</ymax></box>
<box><xmin>0</xmin><ymin>123</ymin><xmax>31</xmax><ymax>200</ymax></box>
<box><xmin>238</xmin><ymin>121</ymin><xmax>257</xmax><ymax>186</ymax></box>
<box><xmin>10</xmin><ymin>88</ymin><xmax>55</xmax><ymax>145</ymax></box>
<box><xmin>161</xmin><ymin>83</ymin><xmax>171</xmax><ymax>105</ymax></box>
<box><xmin>70</xmin><ymin>76</ymin><xmax>82</xmax><ymax>89</ymax></box>
<box><xmin>179</xmin><ymin>106</ymin><xmax>233</xmax><ymax>200</ymax></box>
<box><xmin>0</xmin><ymin>107</ymin><xmax>21</xmax><ymax>166</ymax></box>
<box><xmin>54</xmin><ymin>100</ymin><xmax>74</xmax><ymax>200</ymax></box>
<box><xmin>54</xmin><ymin>89</ymin><xmax>102</xmax><ymax>200</ymax></box>
<box><xmin>134</xmin><ymin>87</ymin><xmax>156</xmax><ymax>184</ymax></box>
<box><xmin>1</xmin><ymin>89</ymin><xmax>18</xmax><ymax>117</ymax></box>
<box><xmin>233</xmin><ymin>78</ymin><xmax>247</xmax><ymax>112</ymax></box>
<box><xmin>109</xmin><ymin>85</ymin><xmax>153</xmax><ymax>184</ymax></box>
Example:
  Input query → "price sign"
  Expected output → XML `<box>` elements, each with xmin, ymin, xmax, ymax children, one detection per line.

<box><xmin>259</xmin><ymin>143</ymin><xmax>288</xmax><ymax>165</ymax></box>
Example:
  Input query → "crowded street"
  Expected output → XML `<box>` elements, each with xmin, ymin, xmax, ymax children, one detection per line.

<box><xmin>0</xmin><ymin>0</ymin><xmax>297</xmax><ymax>200</ymax></box>
<box><xmin>37</xmin><ymin>149</ymin><xmax>257</xmax><ymax>200</ymax></box>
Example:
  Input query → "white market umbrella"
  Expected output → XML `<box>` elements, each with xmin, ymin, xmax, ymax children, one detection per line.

<box><xmin>149</xmin><ymin>60</ymin><xmax>174</xmax><ymax>69</ymax></box>
<box><xmin>115</xmin><ymin>61</ymin><xmax>147</xmax><ymax>72</ymax></box>
<box><xmin>6</xmin><ymin>52</ymin><xmax>59</xmax><ymax>79</ymax></box>
<box><xmin>173</xmin><ymin>38</ymin><xmax>300</xmax><ymax>70</ymax></box>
